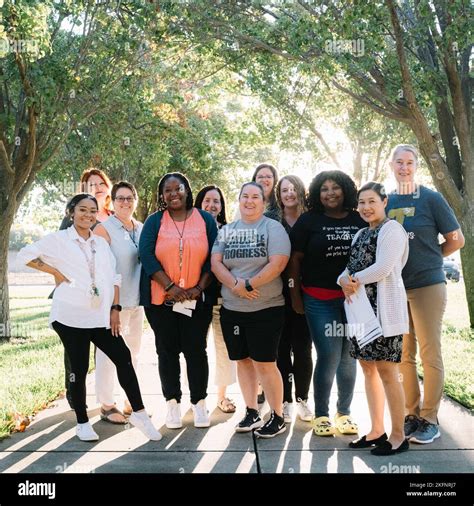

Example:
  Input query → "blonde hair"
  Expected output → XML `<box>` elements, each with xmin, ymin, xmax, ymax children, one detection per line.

<box><xmin>390</xmin><ymin>144</ymin><xmax>419</xmax><ymax>162</ymax></box>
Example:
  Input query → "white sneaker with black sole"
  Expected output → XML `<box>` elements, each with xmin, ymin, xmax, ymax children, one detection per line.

<box><xmin>254</xmin><ymin>411</ymin><xmax>286</xmax><ymax>438</ymax></box>
<box><xmin>235</xmin><ymin>407</ymin><xmax>264</xmax><ymax>433</ymax></box>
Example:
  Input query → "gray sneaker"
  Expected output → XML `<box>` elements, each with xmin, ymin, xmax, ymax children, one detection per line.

<box><xmin>409</xmin><ymin>418</ymin><xmax>440</xmax><ymax>444</ymax></box>
<box><xmin>404</xmin><ymin>415</ymin><xmax>420</xmax><ymax>438</ymax></box>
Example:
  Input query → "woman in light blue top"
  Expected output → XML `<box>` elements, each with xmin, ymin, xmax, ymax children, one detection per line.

<box><xmin>94</xmin><ymin>181</ymin><xmax>144</xmax><ymax>424</ymax></box>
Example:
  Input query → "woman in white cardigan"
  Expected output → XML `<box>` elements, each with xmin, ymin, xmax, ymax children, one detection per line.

<box><xmin>338</xmin><ymin>182</ymin><xmax>409</xmax><ymax>456</ymax></box>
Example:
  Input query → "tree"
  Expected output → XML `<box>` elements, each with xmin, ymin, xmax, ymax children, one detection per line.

<box><xmin>162</xmin><ymin>0</ymin><xmax>473</xmax><ymax>326</ymax></box>
<box><xmin>0</xmin><ymin>0</ymin><xmax>169</xmax><ymax>339</ymax></box>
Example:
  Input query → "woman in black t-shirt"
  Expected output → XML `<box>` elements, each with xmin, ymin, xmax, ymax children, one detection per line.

<box><xmin>276</xmin><ymin>175</ymin><xmax>314</xmax><ymax>423</ymax></box>
<box><xmin>287</xmin><ymin>170</ymin><xmax>365</xmax><ymax>437</ymax></box>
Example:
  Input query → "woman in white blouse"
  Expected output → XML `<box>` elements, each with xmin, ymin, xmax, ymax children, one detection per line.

<box><xmin>338</xmin><ymin>182</ymin><xmax>409</xmax><ymax>456</ymax></box>
<box><xmin>17</xmin><ymin>193</ymin><xmax>161</xmax><ymax>442</ymax></box>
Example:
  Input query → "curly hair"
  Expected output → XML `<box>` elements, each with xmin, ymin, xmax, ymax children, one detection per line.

<box><xmin>157</xmin><ymin>172</ymin><xmax>193</xmax><ymax>212</ymax></box>
<box><xmin>275</xmin><ymin>175</ymin><xmax>307</xmax><ymax>216</ymax></box>
<box><xmin>307</xmin><ymin>170</ymin><xmax>358</xmax><ymax>213</ymax></box>
<box><xmin>194</xmin><ymin>185</ymin><xmax>228</xmax><ymax>226</ymax></box>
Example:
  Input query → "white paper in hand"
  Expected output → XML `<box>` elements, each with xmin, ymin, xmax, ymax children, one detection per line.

<box><xmin>172</xmin><ymin>299</ymin><xmax>197</xmax><ymax>317</ymax></box>
<box><xmin>343</xmin><ymin>287</ymin><xmax>383</xmax><ymax>348</ymax></box>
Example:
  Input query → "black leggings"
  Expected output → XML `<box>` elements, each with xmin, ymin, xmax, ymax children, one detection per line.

<box><xmin>145</xmin><ymin>302</ymin><xmax>212</xmax><ymax>405</ymax></box>
<box><xmin>277</xmin><ymin>306</ymin><xmax>313</xmax><ymax>403</ymax></box>
<box><xmin>53</xmin><ymin>321</ymin><xmax>144</xmax><ymax>423</ymax></box>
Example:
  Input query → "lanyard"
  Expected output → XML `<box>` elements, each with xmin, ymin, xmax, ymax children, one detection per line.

<box><xmin>76</xmin><ymin>238</ymin><xmax>99</xmax><ymax>296</ymax></box>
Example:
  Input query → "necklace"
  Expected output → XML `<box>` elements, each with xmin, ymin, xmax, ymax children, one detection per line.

<box><xmin>118</xmin><ymin>217</ymin><xmax>138</xmax><ymax>247</ymax></box>
<box><xmin>170</xmin><ymin>210</ymin><xmax>189</xmax><ymax>270</ymax></box>
<box><xmin>76</xmin><ymin>238</ymin><xmax>100</xmax><ymax>305</ymax></box>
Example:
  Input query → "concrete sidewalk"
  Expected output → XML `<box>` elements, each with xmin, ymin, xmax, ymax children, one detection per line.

<box><xmin>0</xmin><ymin>327</ymin><xmax>472</xmax><ymax>474</ymax></box>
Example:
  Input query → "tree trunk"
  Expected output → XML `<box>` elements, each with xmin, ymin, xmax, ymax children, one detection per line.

<box><xmin>0</xmin><ymin>205</ymin><xmax>15</xmax><ymax>341</ymax></box>
<box><xmin>352</xmin><ymin>141</ymin><xmax>363</xmax><ymax>186</ymax></box>
<box><xmin>459</xmin><ymin>214</ymin><xmax>474</xmax><ymax>329</ymax></box>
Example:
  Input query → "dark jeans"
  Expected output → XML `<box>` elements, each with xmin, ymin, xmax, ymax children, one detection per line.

<box><xmin>53</xmin><ymin>321</ymin><xmax>144</xmax><ymax>423</ymax></box>
<box><xmin>303</xmin><ymin>293</ymin><xmax>357</xmax><ymax>418</ymax></box>
<box><xmin>277</xmin><ymin>305</ymin><xmax>313</xmax><ymax>403</ymax></box>
<box><xmin>145</xmin><ymin>302</ymin><xmax>212</xmax><ymax>405</ymax></box>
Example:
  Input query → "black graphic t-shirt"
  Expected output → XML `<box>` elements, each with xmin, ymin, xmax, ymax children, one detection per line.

<box><xmin>290</xmin><ymin>210</ymin><xmax>366</xmax><ymax>290</ymax></box>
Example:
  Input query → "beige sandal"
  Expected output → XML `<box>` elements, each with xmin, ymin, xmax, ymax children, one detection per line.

<box><xmin>217</xmin><ymin>398</ymin><xmax>236</xmax><ymax>413</ymax></box>
<box><xmin>100</xmin><ymin>406</ymin><xmax>127</xmax><ymax>424</ymax></box>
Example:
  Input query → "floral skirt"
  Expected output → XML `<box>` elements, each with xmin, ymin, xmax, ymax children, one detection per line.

<box><xmin>349</xmin><ymin>334</ymin><xmax>403</xmax><ymax>362</ymax></box>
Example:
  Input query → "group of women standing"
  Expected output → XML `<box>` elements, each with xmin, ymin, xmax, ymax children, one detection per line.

<box><xmin>18</xmin><ymin>144</ymin><xmax>464</xmax><ymax>454</ymax></box>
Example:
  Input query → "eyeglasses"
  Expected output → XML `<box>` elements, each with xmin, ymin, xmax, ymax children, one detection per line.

<box><xmin>256</xmin><ymin>175</ymin><xmax>274</xmax><ymax>180</ymax></box>
<box><xmin>114</xmin><ymin>196</ymin><xmax>135</xmax><ymax>203</ymax></box>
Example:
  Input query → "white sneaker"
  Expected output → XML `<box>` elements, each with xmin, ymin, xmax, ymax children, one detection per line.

<box><xmin>76</xmin><ymin>422</ymin><xmax>99</xmax><ymax>442</ymax></box>
<box><xmin>166</xmin><ymin>399</ymin><xmax>182</xmax><ymax>429</ymax></box>
<box><xmin>296</xmin><ymin>398</ymin><xmax>313</xmax><ymax>422</ymax></box>
<box><xmin>192</xmin><ymin>399</ymin><xmax>210</xmax><ymax>428</ymax></box>
<box><xmin>282</xmin><ymin>401</ymin><xmax>293</xmax><ymax>423</ymax></box>
<box><xmin>129</xmin><ymin>411</ymin><xmax>162</xmax><ymax>441</ymax></box>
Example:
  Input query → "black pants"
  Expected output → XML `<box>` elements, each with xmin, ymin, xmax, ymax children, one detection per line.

<box><xmin>64</xmin><ymin>346</ymin><xmax>96</xmax><ymax>406</ymax></box>
<box><xmin>53</xmin><ymin>321</ymin><xmax>144</xmax><ymax>423</ymax></box>
<box><xmin>64</xmin><ymin>349</ymin><xmax>73</xmax><ymax>405</ymax></box>
<box><xmin>277</xmin><ymin>305</ymin><xmax>313</xmax><ymax>403</ymax></box>
<box><xmin>145</xmin><ymin>302</ymin><xmax>212</xmax><ymax>405</ymax></box>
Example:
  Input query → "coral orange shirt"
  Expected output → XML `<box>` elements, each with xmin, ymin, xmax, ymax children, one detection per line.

<box><xmin>151</xmin><ymin>208</ymin><xmax>208</xmax><ymax>305</ymax></box>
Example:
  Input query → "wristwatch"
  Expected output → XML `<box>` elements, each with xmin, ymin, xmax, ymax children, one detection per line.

<box><xmin>111</xmin><ymin>304</ymin><xmax>122</xmax><ymax>312</ymax></box>
<box><xmin>245</xmin><ymin>279</ymin><xmax>254</xmax><ymax>292</ymax></box>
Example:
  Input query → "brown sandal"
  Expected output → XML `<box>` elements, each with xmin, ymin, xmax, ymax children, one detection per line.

<box><xmin>217</xmin><ymin>398</ymin><xmax>236</xmax><ymax>413</ymax></box>
<box><xmin>100</xmin><ymin>406</ymin><xmax>127</xmax><ymax>424</ymax></box>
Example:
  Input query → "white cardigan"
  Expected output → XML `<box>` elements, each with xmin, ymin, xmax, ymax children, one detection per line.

<box><xmin>337</xmin><ymin>219</ymin><xmax>409</xmax><ymax>337</ymax></box>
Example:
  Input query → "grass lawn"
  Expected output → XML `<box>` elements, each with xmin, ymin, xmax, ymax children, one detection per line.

<box><xmin>1</xmin><ymin>281</ymin><xmax>472</xmax><ymax>440</ymax></box>
<box><xmin>0</xmin><ymin>285</ymin><xmax>93</xmax><ymax>440</ymax></box>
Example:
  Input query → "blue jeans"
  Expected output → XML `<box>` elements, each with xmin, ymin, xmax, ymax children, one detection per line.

<box><xmin>303</xmin><ymin>293</ymin><xmax>356</xmax><ymax>418</ymax></box>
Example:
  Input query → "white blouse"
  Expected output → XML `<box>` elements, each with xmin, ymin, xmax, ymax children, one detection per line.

<box><xmin>17</xmin><ymin>226</ymin><xmax>121</xmax><ymax>329</ymax></box>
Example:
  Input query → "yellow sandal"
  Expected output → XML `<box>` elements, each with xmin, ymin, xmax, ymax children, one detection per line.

<box><xmin>311</xmin><ymin>416</ymin><xmax>336</xmax><ymax>436</ymax></box>
<box><xmin>335</xmin><ymin>414</ymin><xmax>358</xmax><ymax>435</ymax></box>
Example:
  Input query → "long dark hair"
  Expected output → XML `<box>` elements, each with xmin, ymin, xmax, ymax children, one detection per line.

<box><xmin>194</xmin><ymin>185</ymin><xmax>228</xmax><ymax>226</ymax></box>
<box><xmin>157</xmin><ymin>172</ymin><xmax>193</xmax><ymax>212</ymax></box>
<box><xmin>251</xmin><ymin>163</ymin><xmax>279</xmax><ymax>210</ymax></box>
<box><xmin>307</xmin><ymin>170</ymin><xmax>358</xmax><ymax>213</ymax></box>
<box><xmin>66</xmin><ymin>193</ymin><xmax>98</xmax><ymax>218</ymax></box>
